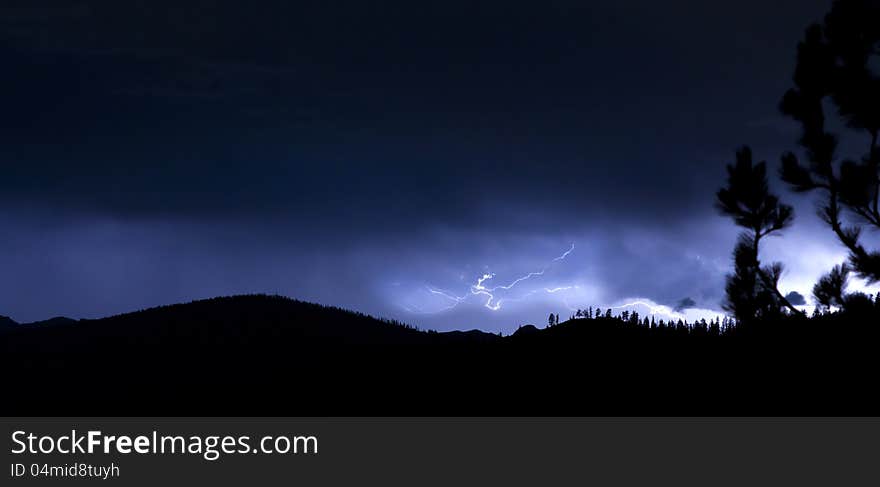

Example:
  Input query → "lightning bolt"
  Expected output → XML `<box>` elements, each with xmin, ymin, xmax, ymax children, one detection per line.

<box><xmin>552</xmin><ymin>245</ymin><xmax>575</xmax><ymax>261</ymax></box>
<box><xmin>425</xmin><ymin>286</ymin><xmax>469</xmax><ymax>313</ymax></box>
<box><xmin>410</xmin><ymin>245</ymin><xmax>699</xmax><ymax>323</ymax></box>
<box><xmin>472</xmin><ymin>243</ymin><xmax>575</xmax><ymax>310</ymax></box>
<box><xmin>422</xmin><ymin>243</ymin><xmax>576</xmax><ymax>312</ymax></box>
<box><xmin>545</xmin><ymin>286</ymin><xmax>574</xmax><ymax>293</ymax></box>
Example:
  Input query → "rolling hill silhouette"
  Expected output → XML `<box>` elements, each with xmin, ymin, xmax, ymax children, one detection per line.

<box><xmin>0</xmin><ymin>315</ymin><xmax>18</xmax><ymax>331</ymax></box>
<box><xmin>3</xmin><ymin>294</ymin><xmax>878</xmax><ymax>416</ymax></box>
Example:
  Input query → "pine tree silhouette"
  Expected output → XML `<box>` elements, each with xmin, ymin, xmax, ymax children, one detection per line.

<box><xmin>779</xmin><ymin>0</ymin><xmax>880</xmax><ymax>284</ymax></box>
<box><xmin>813</xmin><ymin>263</ymin><xmax>851</xmax><ymax>311</ymax></box>
<box><xmin>717</xmin><ymin>146</ymin><xmax>801</xmax><ymax>320</ymax></box>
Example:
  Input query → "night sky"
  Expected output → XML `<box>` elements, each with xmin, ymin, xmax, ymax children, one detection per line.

<box><xmin>2</xmin><ymin>0</ymin><xmax>877</xmax><ymax>332</ymax></box>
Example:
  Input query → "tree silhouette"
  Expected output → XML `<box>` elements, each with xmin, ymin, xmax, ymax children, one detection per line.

<box><xmin>813</xmin><ymin>263</ymin><xmax>850</xmax><ymax>311</ymax></box>
<box><xmin>717</xmin><ymin>146</ymin><xmax>801</xmax><ymax>320</ymax></box>
<box><xmin>779</xmin><ymin>0</ymin><xmax>880</xmax><ymax>283</ymax></box>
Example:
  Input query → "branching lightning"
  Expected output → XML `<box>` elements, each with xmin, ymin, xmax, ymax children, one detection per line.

<box><xmin>425</xmin><ymin>286</ymin><xmax>469</xmax><ymax>312</ymax></box>
<box><xmin>422</xmin><ymin>243</ymin><xmax>576</xmax><ymax>312</ymax></box>
<box><xmin>407</xmin><ymin>244</ymin><xmax>709</xmax><ymax>322</ymax></box>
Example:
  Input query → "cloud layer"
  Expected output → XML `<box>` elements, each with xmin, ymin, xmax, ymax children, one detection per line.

<box><xmin>4</xmin><ymin>0</ymin><xmax>877</xmax><ymax>331</ymax></box>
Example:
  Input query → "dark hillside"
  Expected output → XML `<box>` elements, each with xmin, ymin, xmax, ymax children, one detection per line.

<box><xmin>2</xmin><ymin>294</ymin><xmax>878</xmax><ymax>416</ymax></box>
<box><xmin>0</xmin><ymin>315</ymin><xmax>17</xmax><ymax>331</ymax></box>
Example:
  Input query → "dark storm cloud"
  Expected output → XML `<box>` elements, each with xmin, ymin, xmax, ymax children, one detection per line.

<box><xmin>2</xmin><ymin>0</ymin><xmax>833</xmax><ymax>222</ymax></box>
<box><xmin>785</xmin><ymin>292</ymin><xmax>808</xmax><ymax>307</ymax></box>
<box><xmin>674</xmin><ymin>297</ymin><xmax>698</xmax><ymax>312</ymax></box>
<box><xmin>3</xmin><ymin>0</ymin><xmax>864</xmax><ymax>329</ymax></box>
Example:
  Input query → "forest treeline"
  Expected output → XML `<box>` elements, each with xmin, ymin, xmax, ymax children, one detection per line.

<box><xmin>548</xmin><ymin>293</ymin><xmax>880</xmax><ymax>337</ymax></box>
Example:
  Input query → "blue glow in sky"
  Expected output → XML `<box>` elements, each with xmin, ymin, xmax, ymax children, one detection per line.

<box><xmin>3</xmin><ymin>0</ymin><xmax>877</xmax><ymax>333</ymax></box>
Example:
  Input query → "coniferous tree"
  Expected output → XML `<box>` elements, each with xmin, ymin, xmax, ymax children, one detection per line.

<box><xmin>813</xmin><ymin>263</ymin><xmax>851</xmax><ymax>311</ymax></box>
<box><xmin>717</xmin><ymin>146</ymin><xmax>801</xmax><ymax>320</ymax></box>
<box><xmin>779</xmin><ymin>0</ymin><xmax>880</xmax><ymax>283</ymax></box>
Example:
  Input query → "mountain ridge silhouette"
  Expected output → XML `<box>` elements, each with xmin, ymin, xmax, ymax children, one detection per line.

<box><xmin>1</xmin><ymin>295</ymin><xmax>499</xmax><ymax>342</ymax></box>
<box><xmin>3</xmin><ymin>293</ymin><xmax>878</xmax><ymax>416</ymax></box>
<box><xmin>0</xmin><ymin>315</ymin><xmax>18</xmax><ymax>330</ymax></box>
